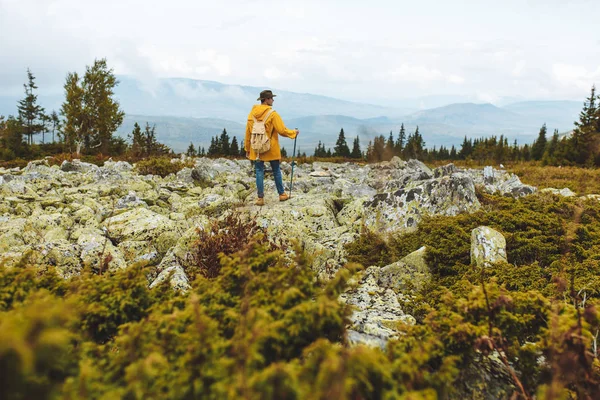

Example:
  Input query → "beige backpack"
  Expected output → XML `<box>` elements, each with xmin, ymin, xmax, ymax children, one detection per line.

<box><xmin>250</xmin><ymin>109</ymin><xmax>275</xmax><ymax>158</ymax></box>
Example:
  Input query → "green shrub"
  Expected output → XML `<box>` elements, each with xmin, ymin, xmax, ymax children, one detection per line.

<box><xmin>134</xmin><ymin>157</ymin><xmax>193</xmax><ymax>177</ymax></box>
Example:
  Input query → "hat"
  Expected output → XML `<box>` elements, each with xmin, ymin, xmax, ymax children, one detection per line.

<box><xmin>257</xmin><ymin>90</ymin><xmax>277</xmax><ymax>101</ymax></box>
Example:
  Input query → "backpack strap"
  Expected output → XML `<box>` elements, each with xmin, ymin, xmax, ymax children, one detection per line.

<box><xmin>260</xmin><ymin>109</ymin><xmax>275</xmax><ymax>138</ymax></box>
<box><xmin>252</xmin><ymin>109</ymin><xmax>274</xmax><ymax>124</ymax></box>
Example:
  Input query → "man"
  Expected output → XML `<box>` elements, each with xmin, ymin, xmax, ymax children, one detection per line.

<box><xmin>245</xmin><ymin>90</ymin><xmax>299</xmax><ymax>206</ymax></box>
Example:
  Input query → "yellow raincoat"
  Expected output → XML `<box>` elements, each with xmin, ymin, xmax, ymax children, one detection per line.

<box><xmin>244</xmin><ymin>104</ymin><xmax>297</xmax><ymax>161</ymax></box>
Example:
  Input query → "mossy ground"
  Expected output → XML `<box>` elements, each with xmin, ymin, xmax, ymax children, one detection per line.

<box><xmin>2</xmin><ymin>164</ymin><xmax>600</xmax><ymax>399</ymax></box>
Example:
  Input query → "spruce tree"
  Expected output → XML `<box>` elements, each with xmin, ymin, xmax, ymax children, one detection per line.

<box><xmin>531</xmin><ymin>123</ymin><xmax>548</xmax><ymax>161</ymax></box>
<box><xmin>219</xmin><ymin>129</ymin><xmax>230</xmax><ymax>155</ymax></box>
<box><xmin>187</xmin><ymin>142</ymin><xmax>197</xmax><ymax>157</ymax></box>
<box><xmin>230</xmin><ymin>136</ymin><xmax>240</xmax><ymax>156</ymax></box>
<box><xmin>129</xmin><ymin>122</ymin><xmax>144</xmax><ymax>158</ymax></box>
<box><xmin>385</xmin><ymin>131</ymin><xmax>394</xmax><ymax>160</ymax></box>
<box><xmin>333</xmin><ymin>128</ymin><xmax>350</xmax><ymax>157</ymax></box>
<box><xmin>395</xmin><ymin>124</ymin><xmax>406</xmax><ymax>156</ymax></box>
<box><xmin>542</xmin><ymin>129</ymin><xmax>560</xmax><ymax>165</ymax></box>
<box><xmin>350</xmin><ymin>136</ymin><xmax>362</xmax><ymax>159</ymax></box>
<box><xmin>17</xmin><ymin>69</ymin><xmax>46</xmax><ymax>145</ymax></box>
<box><xmin>573</xmin><ymin>85</ymin><xmax>600</xmax><ymax>165</ymax></box>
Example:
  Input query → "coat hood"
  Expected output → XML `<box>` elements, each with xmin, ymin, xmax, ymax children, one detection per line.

<box><xmin>250</xmin><ymin>104</ymin><xmax>273</xmax><ymax>120</ymax></box>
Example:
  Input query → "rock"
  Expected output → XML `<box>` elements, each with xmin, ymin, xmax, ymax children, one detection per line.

<box><xmin>433</xmin><ymin>163</ymin><xmax>458</xmax><ymax>178</ymax></box>
<box><xmin>309</xmin><ymin>170</ymin><xmax>332</xmax><ymax>177</ymax></box>
<box><xmin>60</xmin><ymin>159</ymin><xmax>100</xmax><ymax>174</ymax></box>
<box><xmin>149</xmin><ymin>264</ymin><xmax>191</xmax><ymax>291</ymax></box>
<box><xmin>340</xmin><ymin>266</ymin><xmax>415</xmax><ymax>349</ymax></box>
<box><xmin>118</xmin><ymin>240</ymin><xmax>161</xmax><ymax>267</ymax></box>
<box><xmin>469</xmin><ymin>167</ymin><xmax>536</xmax><ymax>197</ymax></box>
<box><xmin>103</xmin><ymin>159</ymin><xmax>133</xmax><ymax>172</ymax></box>
<box><xmin>102</xmin><ymin>208</ymin><xmax>176</xmax><ymax>244</ymax></box>
<box><xmin>363</xmin><ymin>172</ymin><xmax>481</xmax><ymax>233</ymax></box>
<box><xmin>471</xmin><ymin>226</ymin><xmax>507</xmax><ymax>267</ymax></box>
<box><xmin>581</xmin><ymin>194</ymin><xmax>600</xmax><ymax>201</ymax></box>
<box><xmin>541</xmin><ymin>187</ymin><xmax>576</xmax><ymax>197</ymax></box>
<box><xmin>378</xmin><ymin>246</ymin><xmax>429</xmax><ymax>293</ymax></box>
<box><xmin>77</xmin><ymin>228</ymin><xmax>127</xmax><ymax>271</ymax></box>
<box><xmin>30</xmin><ymin>240</ymin><xmax>83</xmax><ymax>278</ymax></box>
<box><xmin>116</xmin><ymin>191</ymin><xmax>147</xmax><ymax>209</ymax></box>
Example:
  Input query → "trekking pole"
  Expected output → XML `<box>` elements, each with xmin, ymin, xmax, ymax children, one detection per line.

<box><xmin>289</xmin><ymin>133</ymin><xmax>298</xmax><ymax>199</ymax></box>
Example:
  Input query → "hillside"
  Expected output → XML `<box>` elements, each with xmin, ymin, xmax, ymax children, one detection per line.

<box><xmin>1</xmin><ymin>77</ymin><xmax>582</xmax><ymax>153</ymax></box>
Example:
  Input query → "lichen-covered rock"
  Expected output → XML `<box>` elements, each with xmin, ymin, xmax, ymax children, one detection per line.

<box><xmin>469</xmin><ymin>166</ymin><xmax>536</xmax><ymax>197</ymax></box>
<box><xmin>541</xmin><ymin>187</ymin><xmax>576</xmax><ymax>197</ymax></box>
<box><xmin>378</xmin><ymin>246</ymin><xmax>429</xmax><ymax>293</ymax></box>
<box><xmin>116</xmin><ymin>191</ymin><xmax>148</xmax><ymax>209</ymax></box>
<box><xmin>363</xmin><ymin>173</ymin><xmax>480</xmax><ymax>233</ymax></box>
<box><xmin>471</xmin><ymin>226</ymin><xmax>507</xmax><ymax>267</ymax></box>
<box><xmin>149</xmin><ymin>263</ymin><xmax>191</xmax><ymax>291</ymax></box>
<box><xmin>77</xmin><ymin>228</ymin><xmax>127</xmax><ymax>271</ymax></box>
<box><xmin>30</xmin><ymin>240</ymin><xmax>83</xmax><ymax>278</ymax></box>
<box><xmin>340</xmin><ymin>266</ymin><xmax>415</xmax><ymax>349</ymax></box>
<box><xmin>103</xmin><ymin>159</ymin><xmax>133</xmax><ymax>172</ymax></box>
<box><xmin>102</xmin><ymin>207</ymin><xmax>176</xmax><ymax>243</ymax></box>
<box><xmin>60</xmin><ymin>159</ymin><xmax>100</xmax><ymax>174</ymax></box>
<box><xmin>118</xmin><ymin>240</ymin><xmax>161</xmax><ymax>267</ymax></box>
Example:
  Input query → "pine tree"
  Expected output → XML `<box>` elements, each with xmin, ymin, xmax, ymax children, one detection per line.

<box><xmin>350</xmin><ymin>136</ymin><xmax>362</xmax><ymax>159</ymax></box>
<box><xmin>82</xmin><ymin>59</ymin><xmax>125</xmax><ymax>154</ymax></box>
<box><xmin>60</xmin><ymin>72</ymin><xmax>84</xmax><ymax>154</ymax></box>
<box><xmin>0</xmin><ymin>116</ymin><xmax>25</xmax><ymax>158</ymax></box>
<box><xmin>385</xmin><ymin>130</ymin><xmax>394</xmax><ymax>160</ymax></box>
<box><xmin>542</xmin><ymin>129</ymin><xmax>560</xmax><ymax>165</ymax></box>
<box><xmin>395</xmin><ymin>124</ymin><xmax>406</xmax><ymax>156</ymax></box>
<box><xmin>129</xmin><ymin>122</ymin><xmax>144</xmax><ymax>158</ymax></box>
<box><xmin>230</xmin><ymin>136</ymin><xmax>240</xmax><ymax>156</ymax></box>
<box><xmin>333</xmin><ymin>128</ymin><xmax>350</xmax><ymax>158</ymax></box>
<box><xmin>17</xmin><ymin>69</ymin><xmax>46</xmax><ymax>146</ymax></box>
<box><xmin>281</xmin><ymin>147</ymin><xmax>287</xmax><ymax>157</ymax></box>
<box><xmin>219</xmin><ymin>129</ymin><xmax>230</xmax><ymax>155</ymax></box>
<box><xmin>187</xmin><ymin>142</ymin><xmax>197</xmax><ymax>157</ymax></box>
<box><xmin>60</xmin><ymin>59</ymin><xmax>124</xmax><ymax>156</ymax></box>
<box><xmin>459</xmin><ymin>136</ymin><xmax>473</xmax><ymax>159</ymax></box>
<box><xmin>207</xmin><ymin>137</ymin><xmax>216</xmax><ymax>156</ymax></box>
<box><xmin>450</xmin><ymin>145</ymin><xmax>457</xmax><ymax>160</ymax></box>
<box><xmin>48</xmin><ymin>111</ymin><xmax>61</xmax><ymax>143</ymax></box>
<box><xmin>531</xmin><ymin>124</ymin><xmax>548</xmax><ymax>161</ymax></box>
<box><xmin>570</xmin><ymin>85</ymin><xmax>600</xmax><ymax>165</ymax></box>
<box><xmin>373</xmin><ymin>135</ymin><xmax>386</xmax><ymax>161</ymax></box>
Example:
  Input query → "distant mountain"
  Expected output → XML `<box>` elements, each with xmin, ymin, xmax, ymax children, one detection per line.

<box><xmin>502</xmin><ymin>101</ymin><xmax>581</xmax><ymax>130</ymax></box>
<box><xmin>1</xmin><ymin>76</ymin><xmax>584</xmax><ymax>154</ymax></box>
<box><xmin>114</xmin><ymin>77</ymin><xmax>412</xmax><ymax>121</ymax></box>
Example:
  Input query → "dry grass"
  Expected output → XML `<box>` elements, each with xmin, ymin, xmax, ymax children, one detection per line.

<box><xmin>427</xmin><ymin>160</ymin><xmax>600</xmax><ymax>196</ymax></box>
<box><xmin>508</xmin><ymin>163</ymin><xmax>600</xmax><ymax>195</ymax></box>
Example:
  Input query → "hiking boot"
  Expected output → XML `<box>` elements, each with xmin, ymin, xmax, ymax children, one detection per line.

<box><xmin>255</xmin><ymin>197</ymin><xmax>264</xmax><ymax>206</ymax></box>
<box><xmin>279</xmin><ymin>193</ymin><xmax>290</xmax><ymax>202</ymax></box>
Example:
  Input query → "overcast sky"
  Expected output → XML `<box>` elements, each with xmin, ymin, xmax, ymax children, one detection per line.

<box><xmin>1</xmin><ymin>0</ymin><xmax>599</xmax><ymax>106</ymax></box>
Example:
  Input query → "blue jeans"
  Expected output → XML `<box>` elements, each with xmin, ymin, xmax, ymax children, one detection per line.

<box><xmin>255</xmin><ymin>160</ymin><xmax>284</xmax><ymax>198</ymax></box>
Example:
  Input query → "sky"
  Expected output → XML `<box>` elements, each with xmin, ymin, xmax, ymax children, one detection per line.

<box><xmin>1</xmin><ymin>0</ymin><xmax>599</xmax><ymax>107</ymax></box>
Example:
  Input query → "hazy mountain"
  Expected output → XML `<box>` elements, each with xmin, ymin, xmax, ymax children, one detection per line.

<box><xmin>114</xmin><ymin>77</ymin><xmax>412</xmax><ymax>121</ymax></box>
<box><xmin>1</xmin><ymin>76</ymin><xmax>583</xmax><ymax>154</ymax></box>
<box><xmin>502</xmin><ymin>101</ymin><xmax>581</xmax><ymax>130</ymax></box>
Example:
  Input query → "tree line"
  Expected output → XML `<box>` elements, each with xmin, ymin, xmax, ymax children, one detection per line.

<box><xmin>315</xmin><ymin>85</ymin><xmax>600</xmax><ymax>166</ymax></box>
<box><xmin>0</xmin><ymin>61</ymin><xmax>171</xmax><ymax>161</ymax></box>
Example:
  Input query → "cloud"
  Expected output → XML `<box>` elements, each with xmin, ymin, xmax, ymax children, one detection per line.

<box><xmin>382</xmin><ymin>64</ymin><xmax>465</xmax><ymax>85</ymax></box>
<box><xmin>552</xmin><ymin>63</ymin><xmax>600</xmax><ymax>90</ymax></box>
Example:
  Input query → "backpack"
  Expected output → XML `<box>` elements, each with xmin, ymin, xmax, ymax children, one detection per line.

<box><xmin>250</xmin><ymin>109</ymin><xmax>275</xmax><ymax>158</ymax></box>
